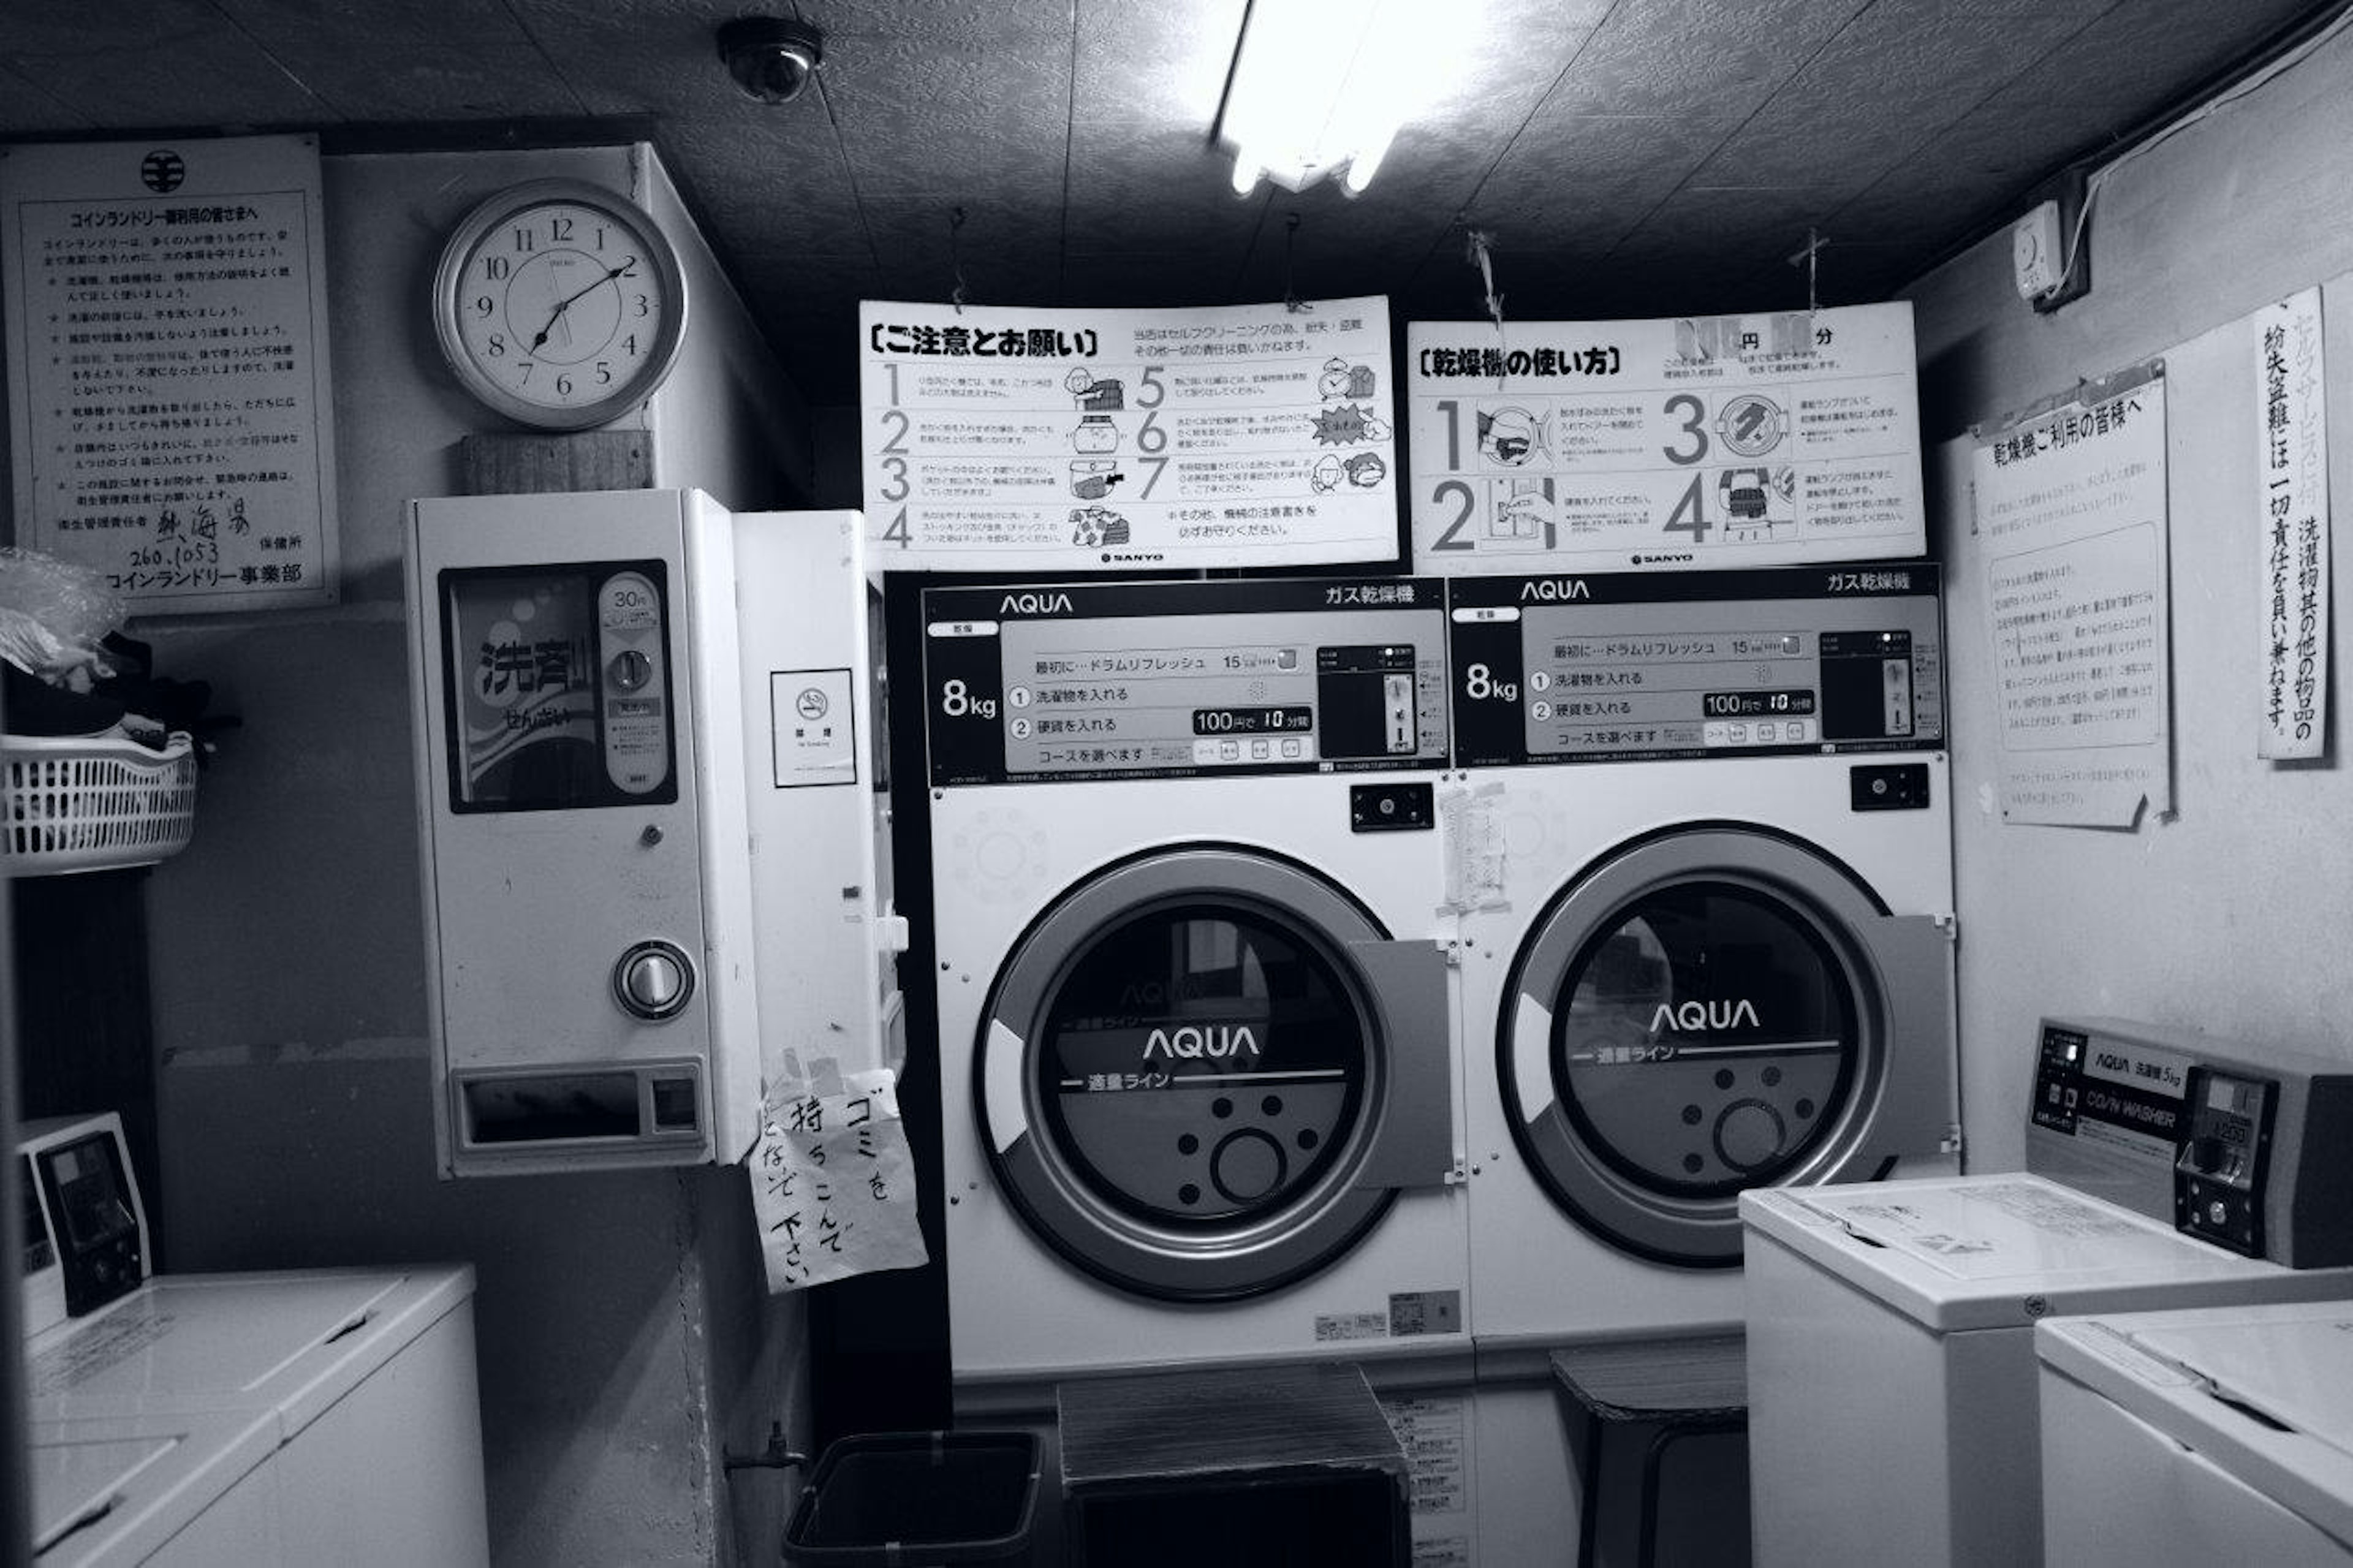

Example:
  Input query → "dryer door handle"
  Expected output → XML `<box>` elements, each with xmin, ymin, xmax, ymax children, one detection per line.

<box><xmin>1851</xmin><ymin>910</ymin><xmax>1959</xmax><ymax>1172</ymax></box>
<box><xmin>1348</xmin><ymin>937</ymin><xmax>1456</xmax><ymax>1191</ymax></box>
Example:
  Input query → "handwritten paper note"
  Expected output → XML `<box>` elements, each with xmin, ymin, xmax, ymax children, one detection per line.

<box><xmin>2256</xmin><ymin>289</ymin><xmax>2329</xmax><ymax>760</ymax></box>
<box><xmin>749</xmin><ymin>1069</ymin><xmax>927</xmax><ymax>1293</ymax></box>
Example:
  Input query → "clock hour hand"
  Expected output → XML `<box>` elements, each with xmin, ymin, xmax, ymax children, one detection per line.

<box><xmin>529</xmin><ymin>258</ymin><xmax>639</xmax><ymax>352</ymax></box>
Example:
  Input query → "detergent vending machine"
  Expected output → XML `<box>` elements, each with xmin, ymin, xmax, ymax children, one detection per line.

<box><xmin>407</xmin><ymin>490</ymin><xmax>901</xmax><ymax>1178</ymax></box>
<box><xmin>407</xmin><ymin>488</ymin><xmax>759</xmax><ymax>1175</ymax></box>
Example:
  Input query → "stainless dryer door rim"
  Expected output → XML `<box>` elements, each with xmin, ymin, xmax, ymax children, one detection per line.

<box><xmin>1501</xmin><ymin>822</ymin><xmax>1956</xmax><ymax>1268</ymax></box>
<box><xmin>976</xmin><ymin>844</ymin><xmax>1453</xmax><ymax>1302</ymax></box>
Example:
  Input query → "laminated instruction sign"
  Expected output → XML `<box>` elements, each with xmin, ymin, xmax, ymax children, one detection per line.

<box><xmin>1973</xmin><ymin>363</ymin><xmax>2172</xmax><ymax>828</ymax></box>
<box><xmin>1406</xmin><ymin>303</ymin><xmax>1925</xmax><ymax>574</ymax></box>
<box><xmin>859</xmin><ymin>297</ymin><xmax>1398</xmax><ymax>572</ymax></box>
<box><xmin>1</xmin><ymin>134</ymin><xmax>339</xmax><ymax>612</ymax></box>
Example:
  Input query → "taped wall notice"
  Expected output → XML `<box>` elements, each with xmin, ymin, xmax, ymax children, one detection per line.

<box><xmin>749</xmin><ymin>1068</ymin><xmax>928</xmax><ymax>1293</ymax></box>
<box><xmin>2255</xmin><ymin>289</ymin><xmax>2329</xmax><ymax>760</ymax></box>
<box><xmin>1973</xmin><ymin>363</ymin><xmax>2172</xmax><ymax>827</ymax></box>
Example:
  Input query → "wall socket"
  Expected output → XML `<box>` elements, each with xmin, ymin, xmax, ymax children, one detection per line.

<box><xmin>2011</xmin><ymin>200</ymin><xmax>2065</xmax><ymax>301</ymax></box>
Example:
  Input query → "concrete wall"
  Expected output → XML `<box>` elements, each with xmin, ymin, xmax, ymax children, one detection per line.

<box><xmin>1904</xmin><ymin>24</ymin><xmax>2353</xmax><ymax>1170</ymax></box>
<box><xmin>4</xmin><ymin>143</ymin><xmax>811</xmax><ymax>1564</ymax></box>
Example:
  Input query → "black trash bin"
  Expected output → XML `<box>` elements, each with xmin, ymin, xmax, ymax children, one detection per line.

<box><xmin>784</xmin><ymin>1430</ymin><xmax>1040</xmax><ymax>1565</ymax></box>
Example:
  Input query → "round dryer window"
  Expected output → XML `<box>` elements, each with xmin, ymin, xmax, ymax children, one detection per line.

<box><xmin>975</xmin><ymin>847</ymin><xmax>1414</xmax><ymax>1301</ymax></box>
<box><xmin>1501</xmin><ymin>826</ymin><xmax>1910</xmax><ymax>1267</ymax></box>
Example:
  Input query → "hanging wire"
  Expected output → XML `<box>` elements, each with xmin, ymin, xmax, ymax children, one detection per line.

<box><xmin>1786</xmin><ymin>226</ymin><xmax>1830</xmax><ymax>312</ymax></box>
<box><xmin>1282</xmin><ymin>212</ymin><xmax>1311</xmax><ymax>314</ymax></box>
<box><xmin>1464</xmin><ymin>227</ymin><xmax>1507</xmax><ymax>386</ymax></box>
<box><xmin>948</xmin><ymin>206</ymin><xmax>970</xmax><ymax>314</ymax></box>
<box><xmin>1464</xmin><ymin>228</ymin><xmax>1505</xmax><ymax>335</ymax></box>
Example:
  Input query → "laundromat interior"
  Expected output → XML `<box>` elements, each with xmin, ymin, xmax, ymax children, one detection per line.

<box><xmin>10</xmin><ymin>1</ymin><xmax>2353</xmax><ymax>1563</ymax></box>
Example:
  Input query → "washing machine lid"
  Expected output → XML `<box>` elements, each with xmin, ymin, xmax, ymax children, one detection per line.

<box><xmin>1501</xmin><ymin>825</ymin><xmax>1952</xmax><ymax>1267</ymax></box>
<box><xmin>2040</xmin><ymin>1303</ymin><xmax>2353</xmax><ymax>1550</ymax></box>
<box><xmin>26</xmin><ymin>1267</ymin><xmax>477</xmax><ymax>1437</ymax></box>
<box><xmin>1741</xmin><ymin>1176</ymin><xmax>2341</xmax><ymax>1331</ymax></box>
<box><xmin>976</xmin><ymin>847</ymin><xmax>1452</xmax><ymax>1301</ymax></box>
<box><xmin>28</xmin><ymin>1406</ymin><xmax>280</xmax><ymax>1562</ymax></box>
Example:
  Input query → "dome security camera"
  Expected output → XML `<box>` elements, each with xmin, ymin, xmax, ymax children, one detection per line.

<box><xmin>717</xmin><ymin>17</ymin><xmax>823</xmax><ymax>105</ymax></box>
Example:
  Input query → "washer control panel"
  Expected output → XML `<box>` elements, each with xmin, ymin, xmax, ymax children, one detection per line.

<box><xmin>1447</xmin><ymin>562</ymin><xmax>1944</xmax><ymax>765</ymax></box>
<box><xmin>2174</xmin><ymin>1067</ymin><xmax>2276</xmax><ymax>1257</ymax></box>
<box><xmin>923</xmin><ymin>576</ymin><xmax>1450</xmax><ymax>785</ymax></box>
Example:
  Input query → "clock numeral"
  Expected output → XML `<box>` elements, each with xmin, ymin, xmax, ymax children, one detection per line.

<box><xmin>518</xmin><ymin>362</ymin><xmax>533</xmax><ymax>383</ymax></box>
<box><xmin>624</xmin><ymin>334</ymin><xmax>639</xmax><ymax>355</ymax></box>
<box><xmin>482</xmin><ymin>255</ymin><xmax>510</xmax><ymax>281</ymax></box>
<box><xmin>473</xmin><ymin>295</ymin><xmax>493</xmax><ymax>318</ymax></box>
<box><xmin>550</xmin><ymin>215</ymin><xmax>575</xmax><ymax>242</ymax></box>
<box><xmin>556</xmin><ymin>374</ymin><xmax>574</xmax><ymax>396</ymax></box>
<box><xmin>486</xmin><ymin>333</ymin><xmax>505</xmax><ymax>358</ymax></box>
<box><xmin>633</xmin><ymin>294</ymin><xmax>649</xmax><ymax>319</ymax></box>
<box><xmin>594</xmin><ymin>362</ymin><xmax>612</xmax><ymax>386</ymax></box>
<box><xmin>510</xmin><ymin>227</ymin><xmax>536</xmax><ymax>253</ymax></box>
<box><xmin>595</xmin><ymin>225</ymin><xmax>608</xmax><ymax>249</ymax></box>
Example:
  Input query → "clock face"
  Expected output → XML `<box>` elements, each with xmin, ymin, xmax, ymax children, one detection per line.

<box><xmin>434</xmin><ymin>181</ymin><xmax>688</xmax><ymax>430</ymax></box>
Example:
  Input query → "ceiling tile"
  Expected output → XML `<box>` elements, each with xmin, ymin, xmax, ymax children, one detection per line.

<box><xmin>1686</xmin><ymin>0</ymin><xmax>2114</xmax><ymax>194</ymax></box>
<box><xmin>211</xmin><ymin>0</ymin><xmax>580</xmax><ymax>120</ymax></box>
<box><xmin>1535</xmin><ymin>0</ymin><xmax>1881</xmax><ymax>121</ymax></box>
<box><xmin>0</xmin><ymin>0</ymin><xmax>331</xmax><ymax>128</ymax></box>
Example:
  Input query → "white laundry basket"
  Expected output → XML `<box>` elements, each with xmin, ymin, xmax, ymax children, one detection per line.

<box><xmin>1</xmin><ymin>732</ymin><xmax>198</xmax><ymax>873</ymax></box>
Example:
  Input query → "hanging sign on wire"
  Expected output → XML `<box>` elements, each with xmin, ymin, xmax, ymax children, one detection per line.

<box><xmin>1404</xmin><ymin>302</ymin><xmax>1925</xmax><ymax>575</ymax></box>
<box><xmin>858</xmin><ymin>296</ymin><xmax>1399</xmax><ymax>572</ymax></box>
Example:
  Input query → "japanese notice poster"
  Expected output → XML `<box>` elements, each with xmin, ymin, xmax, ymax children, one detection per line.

<box><xmin>1405</xmin><ymin>302</ymin><xmax>1924</xmax><ymax>575</ymax></box>
<box><xmin>858</xmin><ymin>296</ymin><xmax>1398</xmax><ymax>572</ymax></box>
<box><xmin>749</xmin><ymin>1069</ymin><xmax>927</xmax><ymax>1294</ymax></box>
<box><xmin>1973</xmin><ymin>363</ymin><xmax>2172</xmax><ymax>828</ymax></box>
<box><xmin>1</xmin><ymin>135</ymin><xmax>338</xmax><ymax>612</ymax></box>
<box><xmin>2255</xmin><ymin>289</ymin><xmax>2329</xmax><ymax>760</ymax></box>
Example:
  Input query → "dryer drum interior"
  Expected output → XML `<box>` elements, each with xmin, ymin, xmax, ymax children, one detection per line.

<box><xmin>1501</xmin><ymin>824</ymin><xmax>1934</xmax><ymax>1268</ymax></box>
<box><xmin>974</xmin><ymin>845</ymin><xmax>1449</xmax><ymax>1301</ymax></box>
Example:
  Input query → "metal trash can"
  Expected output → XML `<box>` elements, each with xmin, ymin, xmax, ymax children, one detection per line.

<box><xmin>784</xmin><ymin>1431</ymin><xmax>1040</xmax><ymax>1565</ymax></box>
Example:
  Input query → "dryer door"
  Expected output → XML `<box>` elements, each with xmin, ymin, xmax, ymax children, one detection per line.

<box><xmin>976</xmin><ymin>847</ymin><xmax>1451</xmax><ymax>1301</ymax></box>
<box><xmin>1501</xmin><ymin>826</ymin><xmax>1952</xmax><ymax>1267</ymax></box>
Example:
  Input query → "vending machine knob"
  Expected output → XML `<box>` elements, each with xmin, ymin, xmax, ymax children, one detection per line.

<box><xmin>614</xmin><ymin>941</ymin><xmax>694</xmax><ymax>1020</ymax></box>
<box><xmin>608</xmin><ymin>647</ymin><xmax>654</xmax><ymax>692</ymax></box>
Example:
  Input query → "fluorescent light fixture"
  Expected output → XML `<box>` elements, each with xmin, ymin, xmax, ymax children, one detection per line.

<box><xmin>1219</xmin><ymin>0</ymin><xmax>1427</xmax><ymax>198</ymax></box>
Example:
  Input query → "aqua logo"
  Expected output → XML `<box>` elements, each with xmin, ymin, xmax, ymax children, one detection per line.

<box><xmin>1143</xmin><ymin>1025</ymin><xmax>1260</xmax><ymax>1059</ymax></box>
<box><xmin>1650</xmin><ymin>998</ymin><xmax>1760</xmax><ymax>1032</ymax></box>
<box><xmin>999</xmin><ymin>591</ymin><xmax>1074</xmax><ymax>615</ymax></box>
<box><xmin>1518</xmin><ymin>578</ymin><xmax>1591</xmax><ymax>602</ymax></box>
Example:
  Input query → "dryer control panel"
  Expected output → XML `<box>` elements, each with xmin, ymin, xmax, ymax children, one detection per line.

<box><xmin>923</xmin><ymin>576</ymin><xmax>1450</xmax><ymax>785</ymax></box>
<box><xmin>1447</xmin><ymin>562</ymin><xmax>1944</xmax><ymax>765</ymax></box>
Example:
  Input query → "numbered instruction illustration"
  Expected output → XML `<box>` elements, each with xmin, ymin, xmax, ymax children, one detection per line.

<box><xmin>860</xmin><ymin>297</ymin><xmax>1398</xmax><ymax>572</ymax></box>
<box><xmin>1406</xmin><ymin>303</ymin><xmax>1925</xmax><ymax>575</ymax></box>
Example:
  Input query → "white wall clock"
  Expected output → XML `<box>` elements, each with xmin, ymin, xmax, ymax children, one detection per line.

<box><xmin>431</xmin><ymin>178</ymin><xmax>689</xmax><ymax>431</ymax></box>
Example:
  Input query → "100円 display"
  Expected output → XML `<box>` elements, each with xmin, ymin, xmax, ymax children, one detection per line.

<box><xmin>431</xmin><ymin>178</ymin><xmax>689</xmax><ymax>431</ymax></box>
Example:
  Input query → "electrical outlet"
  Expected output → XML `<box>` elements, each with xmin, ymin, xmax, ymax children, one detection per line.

<box><xmin>2012</xmin><ymin>200</ymin><xmax>2064</xmax><ymax>301</ymax></box>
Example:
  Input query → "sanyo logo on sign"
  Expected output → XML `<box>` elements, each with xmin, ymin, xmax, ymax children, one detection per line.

<box><xmin>1143</xmin><ymin>1025</ymin><xmax>1262</xmax><ymax>1059</ymax></box>
<box><xmin>1651</xmin><ymin>999</ymin><xmax>1760</xmax><ymax>1032</ymax></box>
<box><xmin>1519</xmin><ymin>578</ymin><xmax>1591</xmax><ymax>602</ymax></box>
<box><xmin>999</xmin><ymin>591</ymin><xmax>1074</xmax><ymax>615</ymax></box>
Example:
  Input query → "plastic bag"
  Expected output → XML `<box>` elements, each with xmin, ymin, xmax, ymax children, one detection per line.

<box><xmin>0</xmin><ymin>547</ymin><xmax>123</xmax><ymax>683</ymax></box>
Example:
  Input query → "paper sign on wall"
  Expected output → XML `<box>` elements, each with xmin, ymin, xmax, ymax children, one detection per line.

<box><xmin>1973</xmin><ymin>363</ymin><xmax>2172</xmax><ymax>828</ymax></box>
<box><xmin>749</xmin><ymin>1069</ymin><xmax>928</xmax><ymax>1293</ymax></box>
<box><xmin>1</xmin><ymin>134</ymin><xmax>339</xmax><ymax>612</ymax></box>
<box><xmin>858</xmin><ymin>296</ymin><xmax>1398</xmax><ymax>572</ymax></box>
<box><xmin>1405</xmin><ymin>303</ymin><xmax>1925</xmax><ymax>575</ymax></box>
<box><xmin>2255</xmin><ymin>288</ymin><xmax>2329</xmax><ymax>760</ymax></box>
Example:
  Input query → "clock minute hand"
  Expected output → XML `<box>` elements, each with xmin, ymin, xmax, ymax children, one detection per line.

<box><xmin>528</xmin><ymin>257</ymin><xmax>639</xmax><ymax>351</ymax></box>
